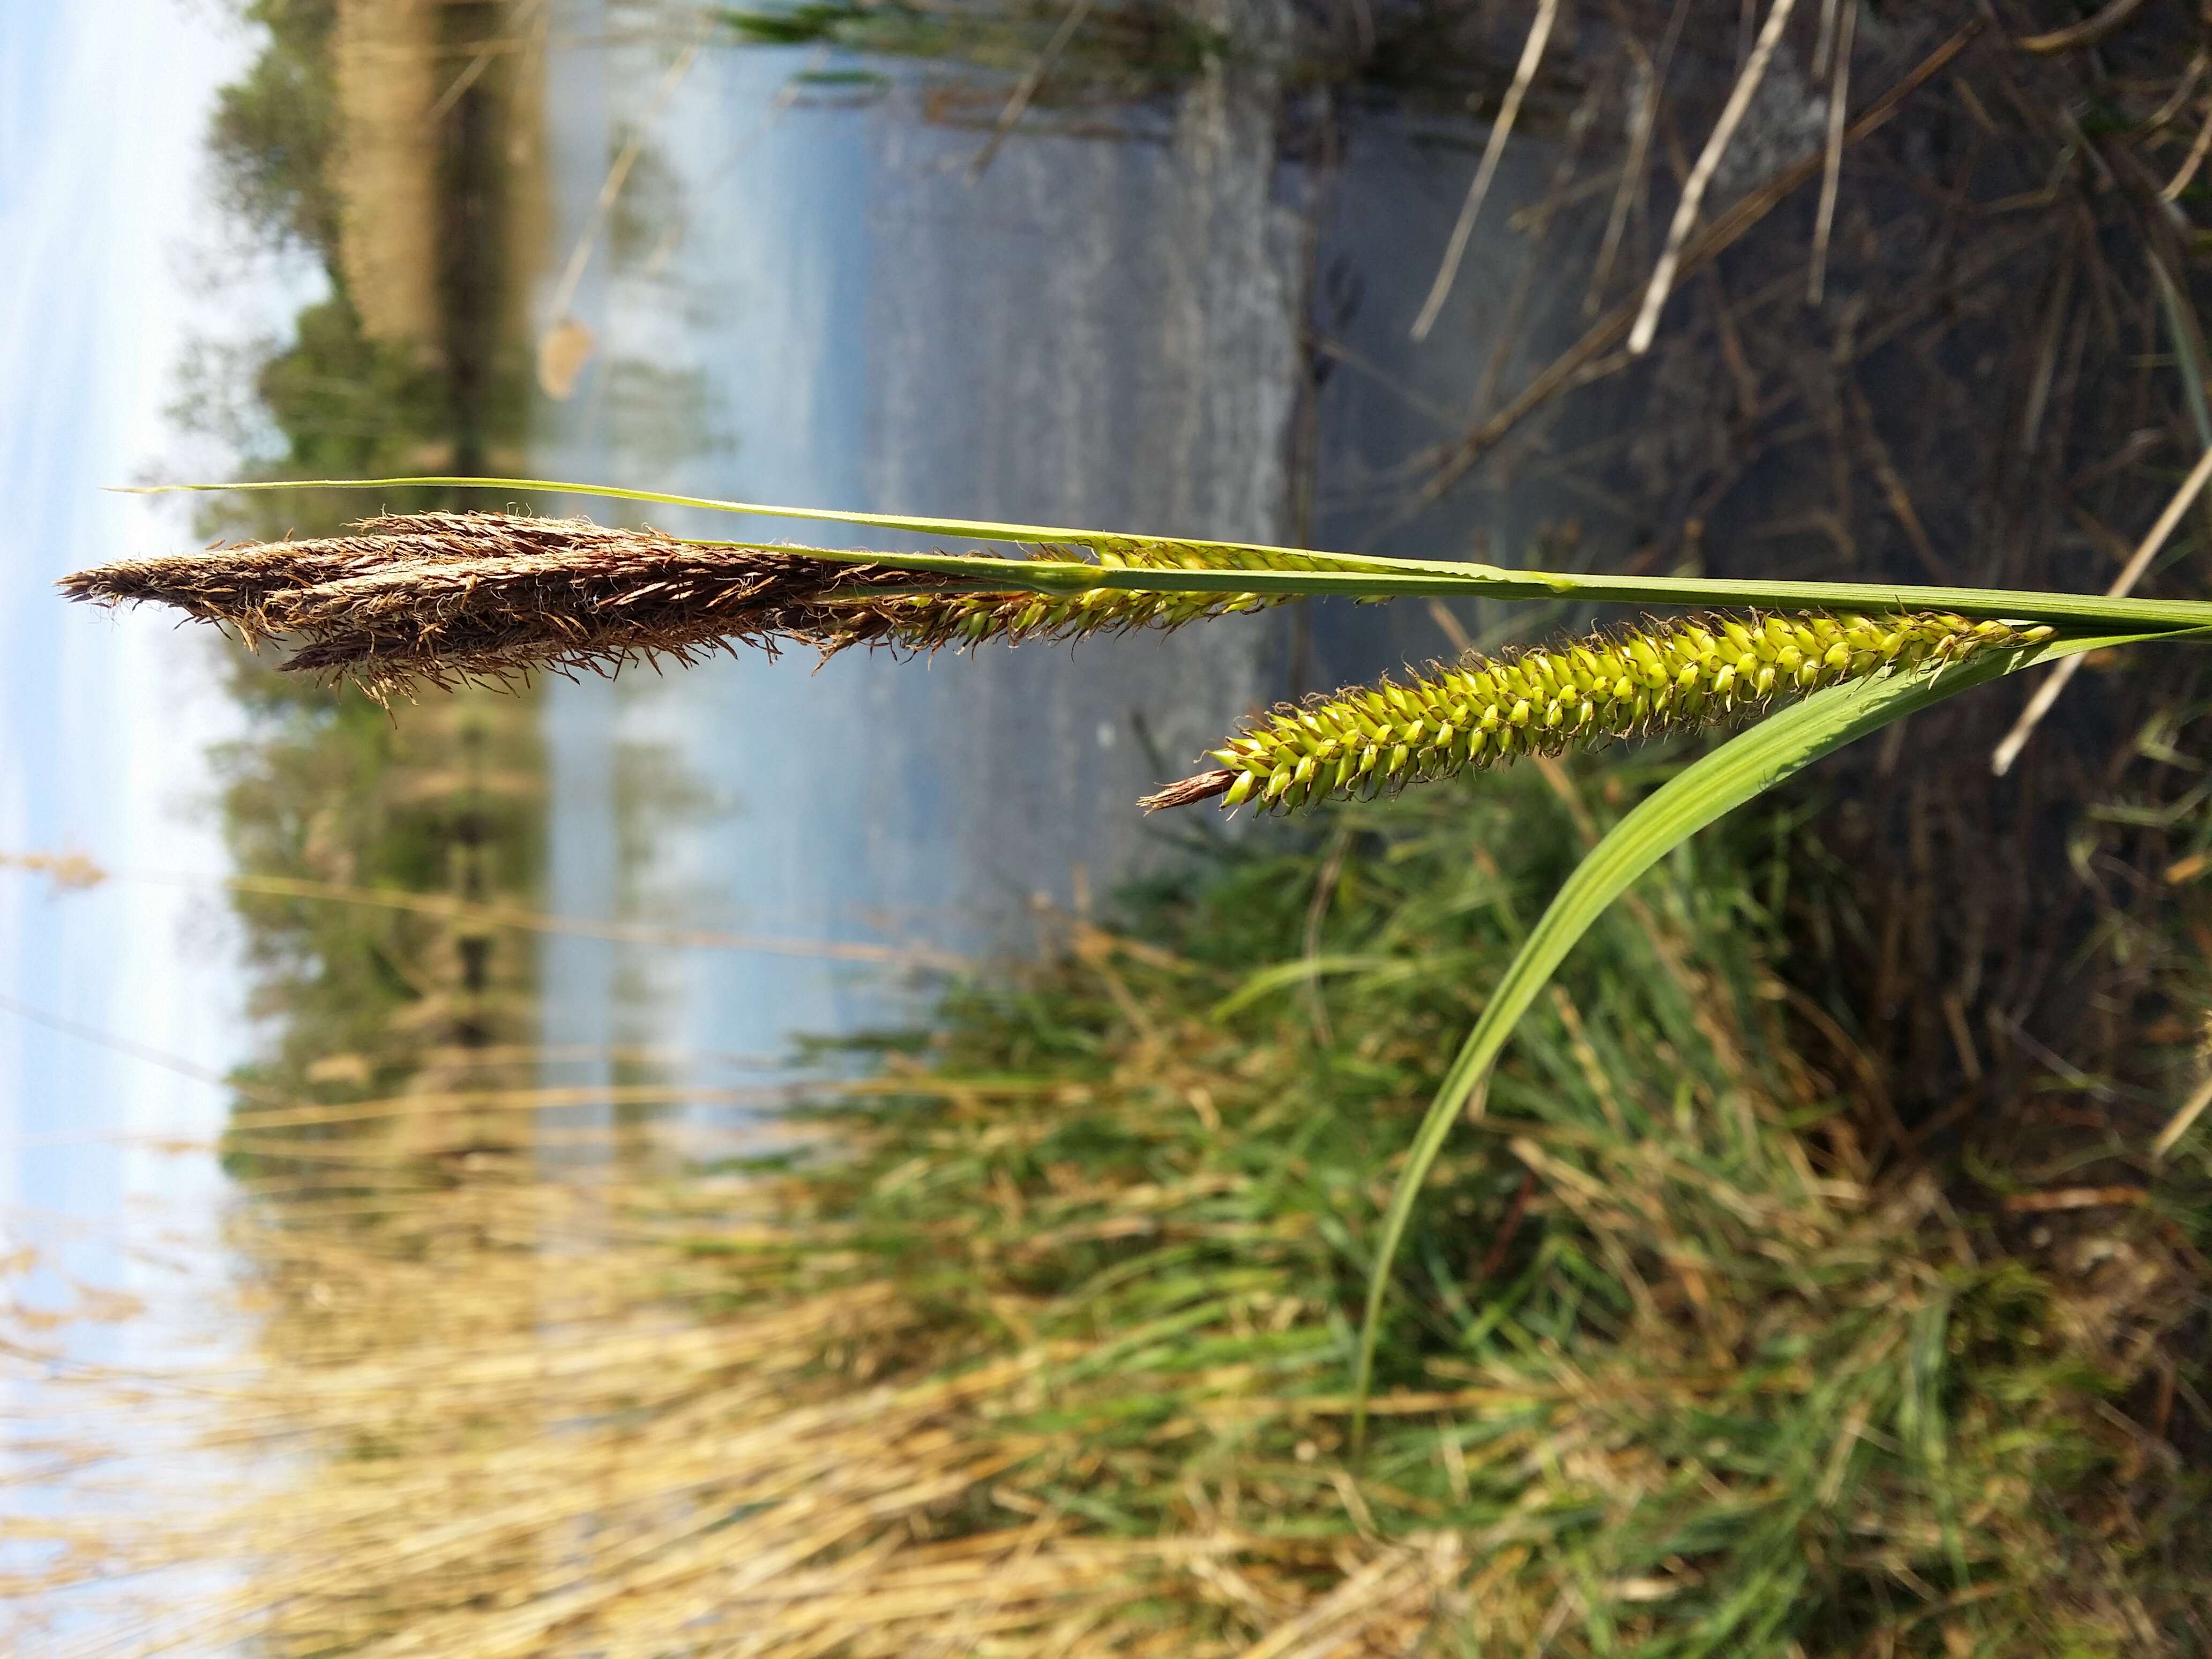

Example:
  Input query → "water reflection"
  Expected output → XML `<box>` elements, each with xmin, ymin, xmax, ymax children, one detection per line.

<box><xmin>9</xmin><ymin>29</ymin><xmax>1567</xmax><ymax>1631</ymax></box>
<box><xmin>158</xmin><ymin>0</ymin><xmax>1577</xmax><ymax>1105</ymax></box>
<box><xmin>527</xmin><ymin>1</ymin><xmax>1567</xmax><ymax>1080</ymax></box>
<box><xmin>23</xmin><ymin>1</ymin><xmax>2212</xmax><ymax>1649</ymax></box>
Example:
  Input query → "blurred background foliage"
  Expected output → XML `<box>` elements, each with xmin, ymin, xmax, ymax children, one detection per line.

<box><xmin>17</xmin><ymin>0</ymin><xmax>2212</xmax><ymax>1652</ymax></box>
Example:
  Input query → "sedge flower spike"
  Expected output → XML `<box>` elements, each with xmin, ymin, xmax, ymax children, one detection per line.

<box><xmin>1141</xmin><ymin>610</ymin><xmax>2056</xmax><ymax>813</ymax></box>
<box><xmin>61</xmin><ymin>512</ymin><xmax>1309</xmax><ymax>697</ymax></box>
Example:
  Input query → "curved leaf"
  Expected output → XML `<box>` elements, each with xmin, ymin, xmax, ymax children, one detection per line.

<box><xmin>1348</xmin><ymin>629</ymin><xmax>2182</xmax><ymax>1442</ymax></box>
<box><xmin>1210</xmin><ymin>955</ymin><xmax>1431</xmax><ymax>1021</ymax></box>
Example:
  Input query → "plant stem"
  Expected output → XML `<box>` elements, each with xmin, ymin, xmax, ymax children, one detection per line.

<box><xmin>132</xmin><ymin>475</ymin><xmax>2212</xmax><ymax>634</ymax></box>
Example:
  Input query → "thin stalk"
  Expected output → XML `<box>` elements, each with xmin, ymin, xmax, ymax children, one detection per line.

<box><xmin>1806</xmin><ymin>0</ymin><xmax>1854</xmax><ymax>306</ymax></box>
<box><xmin>1991</xmin><ymin>443</ymin><xmax>2212</xmax><ymax>774</ymax></box>
<box><xmin>1628</xmin><ymin>0</ymin><xmax>1802</xmax><ymax>355</ymax></box>
<box><xmin>1006</xmin><ymin>562</ymin><xmax>2212</xmax><ymax>633</ymax></box>
<box><xmin>125</xmin><ymin>477</ymin><xmax>2212</xmax><ymax>634</ymax></box>
<box><xmin>1408</xmin><ymin>0</ymin><xmax>1559</xmax><ymax>342</ymax></box>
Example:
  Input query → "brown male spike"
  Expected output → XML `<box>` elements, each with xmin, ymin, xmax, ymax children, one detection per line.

<box><xmin>62</xmin><ymin>511</ymin><xmax>1311</xmax><ymax>697</ymax></box>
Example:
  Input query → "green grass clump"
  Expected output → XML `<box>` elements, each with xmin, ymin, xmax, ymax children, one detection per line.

<box><xmin>45</xmin><ymin>756</ymin><xmax>2207</xmax><ymax>1656</ymax></box>
<box><xmin>736</xmin><ymin>759</ymin><xmax>2211</xmax><ymax>1655</ymax></box>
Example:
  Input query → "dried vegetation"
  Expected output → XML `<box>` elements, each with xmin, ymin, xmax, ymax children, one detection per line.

<box><xmin>12</xmin><ymin>774</ymin><xmax>2211</xmax><ymax>1655</ymax></box>
<box><xmin>1346</xmin><ymin>0</ymin><xmax>2212</xmax><ymax>1126</ymax></box>
<box><xmin>22</xmin><ymin>0</ymin><xmax>2212</xmax><ymax>1652</ymax></box>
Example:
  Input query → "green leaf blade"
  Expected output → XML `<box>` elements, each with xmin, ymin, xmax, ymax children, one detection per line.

<box><xmin>1348</xmin><ymin>631</ymin><xmax>2174</xmax><ymax>1443</ymax></box>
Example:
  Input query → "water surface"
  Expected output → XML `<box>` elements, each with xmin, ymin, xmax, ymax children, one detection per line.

<box><xmin>529</xmin><ymin>9</ymin><xmax>1575</xmax><ymax>1071</ymax></box>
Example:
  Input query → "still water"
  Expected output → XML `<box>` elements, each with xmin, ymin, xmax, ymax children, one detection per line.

<box><xmin>528</xmin><ymin>6</ymin><xmax>1575</xmax><ymax>1074</ymax></box>
<box><xmin>7</xmin><ymin>3</ymin><xmax>1579</xmax><ymax>1638</ymax></box>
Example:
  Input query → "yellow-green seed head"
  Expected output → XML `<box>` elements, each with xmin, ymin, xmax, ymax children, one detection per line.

<box><xmin>1140</xmin><ymin>610</ymin><xmax>2055</xmax><ymax>814</ymax></box>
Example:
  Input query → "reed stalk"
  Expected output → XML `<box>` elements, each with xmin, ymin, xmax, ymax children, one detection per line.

<box><xmin>75</xmin><ymin>473</ymin><xmax>2212</xmax><ymax>1430</ymax></box>
<box><xmin>107</xmin><ymin>475</ymin><xmax>2212</xmax><ymax>633</ymax></box>
<box><xmin>66</xmin><ymin>491</ymin><xmax>2210</xmax><ymax>718</ymax></box>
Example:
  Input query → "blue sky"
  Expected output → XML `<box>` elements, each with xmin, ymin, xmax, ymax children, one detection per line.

<box><xmin>0</xmin><ymin>2</ymin><xmax>278</xmax><ymax>1258</ymax></box>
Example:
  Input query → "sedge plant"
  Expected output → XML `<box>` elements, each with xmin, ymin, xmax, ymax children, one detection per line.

<box><xmin>69</xmin><ymin>463</ymin><xmax>2212</xmax><ymax>1432</ymax></box>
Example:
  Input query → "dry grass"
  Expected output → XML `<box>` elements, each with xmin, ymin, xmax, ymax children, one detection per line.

<box><xmin>330</xmin><ymin>0</ymin><xmax>442</xmax><ymax>349</ymax></box>
<box><xmin>6</xmin><ymin>1148</ymin><xmax>1472</xmax><ymax>1658</ymax></box>
<box><xmin>25</xmin><ymin>4</ymin><xmax>2212</xmax><ymax>1651</ymax></box>
<box><xmin>1355</xmin><ymin>0</ymin><xmax>2212</xmax><ymax>1126</ymax></box>
<box><xmin>13</xmin><ymin>768</ymin><xmax>2208</xmax><ymax>1656</ymax></box>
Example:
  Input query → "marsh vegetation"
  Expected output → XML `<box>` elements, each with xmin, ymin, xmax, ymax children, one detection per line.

<box><xmin>15</xmin><ymin>0</ymin><xmax>2212</xmax><ymax>1654</ymax></box>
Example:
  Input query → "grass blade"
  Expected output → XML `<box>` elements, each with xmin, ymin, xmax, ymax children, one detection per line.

<box><xmin>1349</xmin><ymin>628</ymin><xmax>2186</xmax><ymax>1441</ymax></box>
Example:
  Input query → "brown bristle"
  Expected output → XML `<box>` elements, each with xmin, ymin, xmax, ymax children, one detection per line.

<box><xmin>1137</xmin><ymin>769</ymin><xmax>1236</xmax><ymax>813</ymax></box>
<box><xmin>61</xmin><ymin>510</ymin><xmax>1293</xmax><ymax>699</ymax></box>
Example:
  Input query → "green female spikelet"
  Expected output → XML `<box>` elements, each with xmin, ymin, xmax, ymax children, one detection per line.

<box><xmin>1142</xmin><ymin>610</ymin><xmax>2056</xmax><ymax>813</ymax></box>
